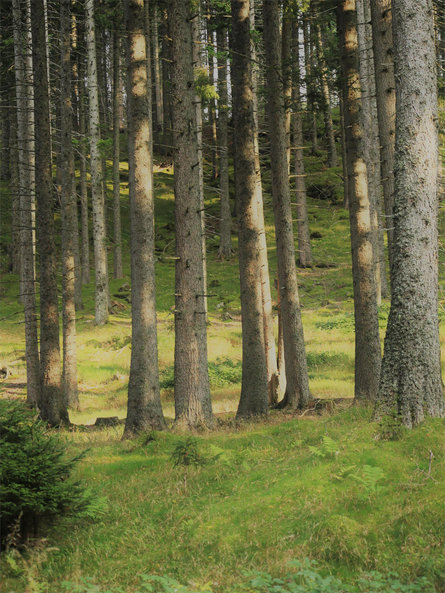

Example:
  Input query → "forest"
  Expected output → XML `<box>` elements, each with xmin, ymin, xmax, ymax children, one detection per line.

<box><xmin>0</xmin><ymin>0</ymin><xmax>445</xmax><ymax>591</ymax></box>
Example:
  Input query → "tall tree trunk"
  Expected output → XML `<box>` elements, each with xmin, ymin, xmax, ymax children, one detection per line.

<box><xmin>370</xmin><ymin>0</ymin><xmax>396</xmax><ymax>271</ymax></box>
<box><xmin>263</xmin><ymin>0</ymin><xmax>310</xmax><ymax>410</ymax></box>
<box><xmin>251</xmin><ymin>0</ymin><xmax>280</xmax><ymax>406</ymax></box>
<box><xmin>339</xmin><ymin>94</ymin><xmax>349</xmax><ymax>209</ymax></box>
<box><xmin>59</xmin><ymin>0</ymin><xmax>78</xmax><ymax>410</ymax></box>
<box><xmin>13</xmin><ymin>0</ymin><xmax>40</xmax><ymax>406</ymax></box>
<box><xmin>169</xmin><ymin>0</ymin><xmax>213</xmax><ymax>429</ymax></box>
<box><xmin>314</xmin><ymin>22</ymin><xmax>338</xmax><ymax>168</ymax></box>
<box><xmin>112</xmin><ymin>29</ymin><xmax>123</xmax><ymax>280</ymax></box>
<box><xmin>124</xmin><ymin>0</ymin><xmax>166</xmax><ymax>436</ymax></box>
<box><xmin>303</xmin><ymin>17</ymin><xmax>318</xmax><ymax>155</ymax></box>
<box><xmin>9</xmin><ymin>101</ymin><xmax>21</xmax><ymax>276</ymax></box>
<box><xmin>152</xmin><ymin>2</ymin><xmax>164</xmax><ymax>135</ymax></box>
<box><xmin>0</xmin><ymin>83</ymin><xmax>10</xmax><ymax>181</ymax></box>
<box><xmin>282</xmin><ymin>6</ymin><xmax>292</xmax><ymax>172</ymax></box>
<box><xmin>337</xmin><ymin>0</ymin><xmax>381</xmax><ymax>403</ymax></box>
<box><xmin>292</xmin><ymin>18</ymin><xmax>312</xmax><ymax>268</ymax></box>
<box><xmin>78</xmin><ymin>54</ymin><xmax>91</xmax><ymax>285</ymax></box>
<box><xmin>231</xmin><ymin>0</ymin><xmax>269</xmax><ymax>419</ymax></box>
<box><xmin>376</xmin><ymin>0</ymin><xmax>443</xmax><ymax>426</ymax></box>
<box><xmin>216</xmin><ymin>26</ymin><xmax>232</xmax><ymax>260</ymax></box>
<box><xmin>86</xmin><ymin>0</ymin><xmax>109</xmax><ymax>325</ymax></box>
<box><xmin>31</xmin><ymin>0</ymin><xmax>68</xmax><ymax>425</ymax></box>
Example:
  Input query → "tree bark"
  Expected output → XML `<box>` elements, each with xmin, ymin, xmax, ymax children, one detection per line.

<box><xmin>59</xmin><ymin>0</ymin><xmax>79</xmax><ymax>410</ymax></box>
<box><xmin>169</xmin><ymin>0</ymin><xmax>213</xmax><ymax>428</ymax></box>
<box><xmin>31</xmin><ymin>0</ymin><xmax>68</xmax><ymax>425</ymax></box>
<box><xmin>86</xmin><ymin>0</ymin><xmax>109</xmax><ymax>325</ymax></box>
<box><xmin>152</xmin><ymin>2</ymin><xmax>164</xmax><ymax>135</ymax></box>
<box><xmin>13</xmin><ymin>0</ymin><xmax>40</xmax><ymax>406</ymax></box>
<box><xmin>78</xmin><ymin>53</ymin><xmax>91</xmax><ymax>286</ymax></box>
<box><xmin>370</xmin><ymin>0</ymin><xmax>396</xmax><ymax>270</ymax></box>
<box><xmin>292</xmin><ymin>18</ymin><xmax>312</xmax><ymax>269</ymax></box>
<box><xmin>303</xmin><ymin>16</ymin><xmax>318</xmax><ymax>155</ymax></box>
<box><xmin>216</xmin><ymin>26</ymin><xmax>232</xmax><ymax>260</ymax></box>
<box><xmin>337</xmin><ymin>0</ymin><xmax>381</xmax><ymax>403</ymax></box>
<box><xmin>124</xmin><ymin>0</ymin><xmax>166</xmax><ymax>436</ymax></box>
<box><xmin>112</xmin><ymin>29</ymin><xmax>123</xmax><ymax>280</ymax></box>
<box><xmin>231</xmin><ymin>0</ymin><xmax>269</xmax><ymax>419</ymax></box>
<box><xmin>376</xmin><ymin>0</ymin><xmax>444</xmax><ymax>426</ymax></box>
<box><xmin>263</xmin><ymin>0</ymin><xmax>310</xmax><ymax>410</ymax></box>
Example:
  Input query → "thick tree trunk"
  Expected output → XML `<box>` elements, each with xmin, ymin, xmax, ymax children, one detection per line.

<box><xmin>59</xmin><ymin>0</ymin><xmax>78</xmax><ymax>410</ymax></box>
<box><xmin>124</xmin><ymin>0</ymin><xmax>166</xmax><ymax>436</ymax></box>
<box><xmin>376</xmin><ymin>0</ymin><xmax>444</xmax><ymax>426</ymax></box>
<box><xmin>250</xmin><ymin>0</ymin><xmax>280</xmax><ymax>405</ymax></box>
<box><xmin>216</xmin><ymin>27</ymin><xmax>232</xmax><ymax>260</ymax></box>
<box><xmin>169</xmin><ymin>0</ymin><xmax>213</xmax><ymax>428</ymax></box>
<box><xmin>370</xmin><ymin>0</ymin><xmax>396</xmax><ymax>271</ymax></box>
<box><xmin>86</xmin><ymin>0</ymin><xmax>109</xmax><ymax>325</ymax></box>
<box><xmin>337</xmin><ymin>0</ymin><xmax>381</xmax><ymax>403</ymax></box>
<box><xmin>292</xmin><ymin>19</ymin><xmax>312</xmax><ymax>268</ymax></box>
<box><xmin>314</xmin><ymin>23</ymin><xmax>338</xmax><ymax>168</ymax></box>
<box><xmin>263</xmin><ymin>0</ymin><xmax>310</xmax><ymax>410</ymax></box>
<box><xmin>31</xmin><ymin>0</ymin><xmax>68</xmax><ymax>425</ymax></box>
<box><xmin>112</xmin><ymin>29</ymin><xmax>123</xmax><ymax>280</ymax></box>
<box><xmin>13</xmin><ymin>0</ymin><xmax>40</xmax><ymax>406</ymax></box>
<box><xmin>231</xmin><ymin>0</ymin><xmax>269</xmax><ymax>419</ymax></box>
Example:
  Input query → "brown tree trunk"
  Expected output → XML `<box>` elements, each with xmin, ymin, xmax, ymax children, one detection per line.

<box><xmin>31</xmin><ymin>0</ymin><xmax>68</xmax><ymax>425</ymax></box>
<box><xmin>152</xmin><ymin>2</ymin><xmax>164</xmax><ymax>135</ymax></box>
<box><xmin>337</xmin><ymin>0</ymin><xmax>381</xmax><ymax>403</ymax></box>
<box><xmin>169</xmin><ymin>0</ymin><xmax>213</xmax><ymax>428</ymax></box>
<box><xmin>59</xmin><ymin>0</ymin><xmax>79</xmax><ymax>410</ymax></box>
<box><xmin>13</xmin><ymin>0</ymin><xmax>40</xmax><ymax>406</ymax></box>
<box><xmin>370</xmin><ymin>0</ymin><xmax>396</xmax><ymax>271</ymax></box>
<box><xmin>124</xmin><ymin>0</ymin><xmax>166</xmax><ymax>436</ymax></box>
<box><xmin>303</xmin><ymin>16</ymin><xmax>318</xmax><ymax>155</ymax></box>
<box><xmin>376</xmin><ymin>0</ymin><xmax>444</xmax><ymax>426</ymax></box>
<box><xmin>86</xmin><ymin>0</ymin><xmax>109</xmax><ymax>325</ymax></box>
<box><xmin>231</xmin><ymin>0</ymin><xmax>269</xmax><ymax>419</ymax></box>
<box><xmin>78</xmin><ymin>53</ymin><xmax>91</xmax><ymax>286</ymax></box>
<box><xmin>112</xmin><ymin>29</ymin><xmax>123</xmax><ymax>280</ymax></box>
<box><xmin>263</xmin><ymin>0</ymin><xmax>310</xmax><ymax>410</ymax></box>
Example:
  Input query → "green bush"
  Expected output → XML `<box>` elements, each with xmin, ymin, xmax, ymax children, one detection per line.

<box><xmin>0</xmin><ymin>400</ymin><xmax>104</xmax><ymax>548</ymax></box>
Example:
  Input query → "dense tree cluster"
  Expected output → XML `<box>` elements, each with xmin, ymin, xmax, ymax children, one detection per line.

<box><xmin>0</xmin><ymin>0</ymin><xmax>443</xmax><ymax>431</ymax></box>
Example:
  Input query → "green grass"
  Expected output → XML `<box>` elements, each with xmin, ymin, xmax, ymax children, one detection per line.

<box><xmin>1</xmin><ymin>134</ymin><xmax>445</xmax><ymax>592</ymax></box>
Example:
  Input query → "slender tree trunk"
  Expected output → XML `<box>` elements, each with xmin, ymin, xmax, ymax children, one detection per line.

<box><xmin>152</xmin><ymin>2</ymin><xmax>164</xmax><ymax>135</ymax></box>
<box><xmin>370</xmin><ymin>0</ymin><xmax>396</xmax><ymax>271</ymax></box>
<box><xmin>31</xmin><ymin>0</ymin><xmax>68</xmax><ymax>425</ymax></box>
<box><xmin>169</xmin><ymin>0</ymin><xmax>213</xmax><ymax>428</ymax></box>
<box><xmin>13</xmin><ymin>0</ymin><xmax>40</xmax><ymax>406</ymax></box>
<box><xmin>86</xmin><ymin>0</ymin><xmax>109</xmax><ymax>325</ymax></box>
<box><xmin>356</xmin><ymin>0</ymin><xmax>384</xmax><ymax>304</ymax></box>
<box><xmin>112</xmin><ymin>29</ymin><xmax>123</xmax><ymax>280</ymax></box>
<box><xmin>282</xmin><ymin>7</ymin><xmax>292</xmax><ymax>172</ymax></box>
<box><xmin>216</xmin><ymin>27</ymin><xmax>232</xmax><ymax>260</ymax></box>
<box><xmin>337</xmin><ymin>0</ymin><xmax>381</xmax><ymax>403</ymax></box>
<box><xmin>231</xmin><ymin>0</ymin><xmax>269</xmax><ymax>418</ymax></box>
<box><xmin>124</xmin><ymin>0</ymin><xmax>166</xmax><ymax>436</ymax></box>
<box><xmin>78</xmin><ymin>54</ymin><xmax>90</xmax><ymax>285</ymax></box>
<box><xmin>376</xmin><ymin>0</ymin><xmax>444</xmax><ymax>426</ymax></box>
<box><xmin>303</xmin><ymin>17</ymin><xmax>318</xmax><ymax>155</ymax></box>
<box><xmin>206</xmin><ymin>4</ymin><xmax>218</xmax><ymax>181</ymax></box>
<box><xmin>292</xmin><ymin>19</ymin><xmax>312</xmax><ymax>268</ymax></box>
<box><xmin>263</xmin><ymin>0</ymin><xmax>310</xmax><ymax>410</ymax></box>
<box><xmin>339</xmin><ymin>94</ymin><xmax>349</xmax><ymax>209</ymax></box>
<box><xmin>9</xmin><ymin>103</ymin><xmax>21</xmax><ymax>276</ymax></box>
<box><xmin>251</xmin><ymin>0</ymin><xmax>280</xmax><ymax>405</ymax></box>
<box><xmin>314</xmin><ymin>22</ymin><xmax>338</xmax><ymax>168</ymax></box>
<box><xmin>0</xmin><ymin>84</ymin><xmax>10</xmax><ymax>181</ymax></box>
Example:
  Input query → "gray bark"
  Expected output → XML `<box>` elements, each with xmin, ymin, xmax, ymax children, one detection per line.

<box><xmin>152</xmin><ymin>2</ymin><xmax>164</xmax><ymax>134</ymax></box>
<box><xmin>376</xmin><ymin>0</ymin><xmax>444</xmax><ymax>426</ymax></box>
<box><xmin>31</xmin><ymin>0</ymin><xmax>68</xmax><ymax>425</ymax></box>
<box><xmin>13</xmin><ymin>0</ymin><xmax>40</xmax><ymax>406</ymax></box>
<box><xmin>263</xmin><ymin>0</ymin><xmax>310</xmax><ymax>410</ymax></box>
<box><xmin>303</xmin><ymin>17</ymin><xmax>318</xmax><ymax>155</ymax></box>
<box><xmin>78</xmin><ymin>55</ymin><xmax>91</xmax><ymax>286</ymax></box>
<box><xmin>370</xmin><ymin>0</ymin><xmax>396</xmax><ymax>270</ymax></box>
<box><xmin>86</xmin><ymin>0</ymin><xmax>109</xmax><ymax>325</ymax></box>
<box><xmin>112</xmin><ymin>29</ymin><xmax>123</xmax><ymax>280</ymax></box>
<box><xmin>9</xmin><ymin>102</ymin><xmax>21</xmax><ymax>276</ymax></box>
<box><xmin>169</xmin><ymin>0</ymin><xmax>213</xmax><ymax>428</ymax></box>
<box><xmin>231</xmin><ymin>0</ymin><xmax>269</xmax><ymax>419</ymax></box>
<box><xmin>216</xmin><ymin>27</ymin><xmax>232</xmax><ymax>260</ymax></box>
<box><xmin>292</xmin><ymin>19</ymin><xmax>312</xmax><ymax>268</ymax></box>
<box><xmin>337</xmin><ymin>0</ymin><xmax>381</xmax><ymax>402</ymax></box>
<box><xmin>124</xmin><ymin>0</ymin><xmax>165</xmax><ymax>436</ymax></box>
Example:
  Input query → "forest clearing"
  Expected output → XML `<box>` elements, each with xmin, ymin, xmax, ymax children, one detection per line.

<box><xmin>1</xmin><ymin>0</ymin><xmax>445</xmax><ymax>591</ymax></box>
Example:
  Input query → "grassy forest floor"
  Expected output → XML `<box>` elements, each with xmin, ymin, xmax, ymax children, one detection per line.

<box><xmin>1</xmin><ymin>125</ymin><xmax>445</xmax><ymax>591</ymax></box>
